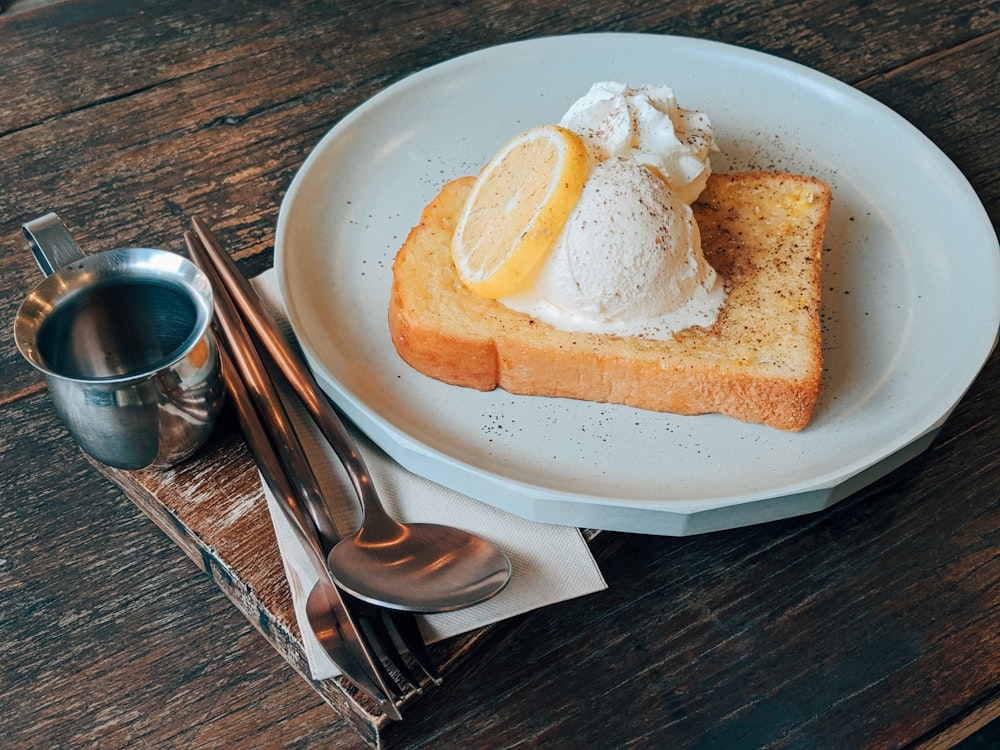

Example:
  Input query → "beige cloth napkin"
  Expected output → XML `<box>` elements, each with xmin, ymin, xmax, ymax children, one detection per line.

<box><xmin>251</xmin><ymin>269</ymin><xmax>606</xmax><ymax>680</ymax></box>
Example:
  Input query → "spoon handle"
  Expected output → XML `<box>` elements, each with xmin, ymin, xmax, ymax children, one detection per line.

<box><xmin>188</xmin><ymin>226</ymin><xmax>441</xmax><ymax>687</ymax></box>
<box><xmin>184</xmin><ymin>232</ymin><xmax>341</xmax><ymax>552</ymax></box>
<box><xmin>190</xmin><ymin>217</ymin><xmax>394</xmax><ymax>530</ymax></box>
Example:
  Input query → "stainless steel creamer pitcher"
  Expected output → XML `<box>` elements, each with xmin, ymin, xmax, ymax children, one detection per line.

<box><xmin>14</xmin><ymin>213</ymin><xmax>224</xmax><ymax>470</ymax></box>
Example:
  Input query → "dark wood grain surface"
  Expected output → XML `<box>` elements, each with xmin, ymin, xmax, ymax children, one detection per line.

<box><xmin>2</xmin><ymin>1</ymin><xmax>998</xmax><ymax>748</ymax></box>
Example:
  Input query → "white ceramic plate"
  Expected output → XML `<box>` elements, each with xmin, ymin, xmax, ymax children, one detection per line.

<box><xmin>275</xmin><ymin>33</ymin><xmax>1000</xmax><ymax>535</ymax></box>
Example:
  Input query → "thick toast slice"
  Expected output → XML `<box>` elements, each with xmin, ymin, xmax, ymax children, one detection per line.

<box><xmin>389</xmin><ymin>172</ymin><xmax>831</xmax><ymax>430</ymax></box>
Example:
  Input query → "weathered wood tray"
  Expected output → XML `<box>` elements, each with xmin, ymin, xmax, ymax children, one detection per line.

<box><xmin>90</xmin><ymin>416</ymin><xmax>605</xmax><ymax>748</ymax></box>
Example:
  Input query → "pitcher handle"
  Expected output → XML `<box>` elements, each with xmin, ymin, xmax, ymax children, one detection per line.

<box><xmin>23</xmin><ymin>212</ymin><xmax>84</xmax><ymax>277</ymax></box>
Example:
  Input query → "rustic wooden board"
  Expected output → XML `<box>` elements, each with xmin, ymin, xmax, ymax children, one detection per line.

<box><xmin>87</xmin><ymin>412</ymin><xmax>533</xmax><ymax>747</ymax></box>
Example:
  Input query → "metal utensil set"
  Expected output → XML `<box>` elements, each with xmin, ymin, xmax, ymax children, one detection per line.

<box><xmin>184</xmin><ymin>221</ymin><xmax>442</xmax><ymax>720</ymax></box>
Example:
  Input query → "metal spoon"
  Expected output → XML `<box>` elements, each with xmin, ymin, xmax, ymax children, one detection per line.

<box><xmin>191</xmin><ymin>217</ymin><xmax>512</xmax><ymax>612</ymax></box>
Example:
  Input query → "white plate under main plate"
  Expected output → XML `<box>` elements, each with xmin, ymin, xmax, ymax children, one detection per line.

<box><xmin>275</xmin><ymin>33</ymin><xmax>1000</xmax><ymax>535</ymax></box>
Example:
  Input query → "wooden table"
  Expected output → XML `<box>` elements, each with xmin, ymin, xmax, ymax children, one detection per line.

<box><xmin>2</xmin><ymin>1</ymin><xmax>998</xmax><ymax>747</ymax></box>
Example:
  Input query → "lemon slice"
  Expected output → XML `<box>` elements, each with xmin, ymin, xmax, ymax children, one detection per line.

<box><xmin>452</xmin><ymin>124</ymin><xmax>589</xmax><ymax>299</ymax></box>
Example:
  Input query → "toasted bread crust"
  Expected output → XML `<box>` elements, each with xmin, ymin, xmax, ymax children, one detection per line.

<box><xmin>389</xmin><ymin>172</ymin><xmax>831</xmax><ymax>430</ymax></box>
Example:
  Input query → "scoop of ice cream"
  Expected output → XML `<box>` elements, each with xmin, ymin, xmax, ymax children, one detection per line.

<box><xmin>493</xmin><ymin>82</ymin><xmax>725</xmax><ymax>339</ymax></box>
<box><xmin>500</xmin><ymin>157</ymin><xmax>725</xmax><ymax>338</ymax></box>
<box><xmin>559</xmin><ymin>82</ymin><xmax>715</xmax><ymax>205</ymax></box>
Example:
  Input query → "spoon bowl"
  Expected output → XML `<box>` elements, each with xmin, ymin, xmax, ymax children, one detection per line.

<box><xmin>327</xmin><ymin>521</ymin><xmax>512</xmax><ymax>612</ymax></box>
